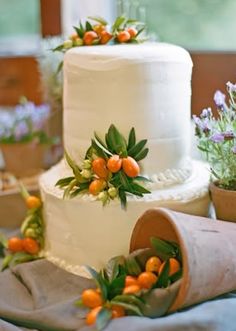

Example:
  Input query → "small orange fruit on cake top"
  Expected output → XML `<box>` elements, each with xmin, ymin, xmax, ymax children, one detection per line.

<box><xmin>123</xmin><ymin>284</ymin><xmax>141</xmax><ymax>294</ymax></box>
<box><xmin>145</xmin><ymin>256</ymin><xmax>162</xmax><ymax>274</ymax></box>
<box><xmin>22</xmin><ymin>238</ymin><xmax>40</xmax><ymax>255</ymax></box>
<box><xmin>92</xmin><ymin>157</ymin><xmax>109</xmax><ymax>179</ymax></box>
<box><xmin>125</xmin><ymin>275</ymin><xmax>138</xmax><ymax>287</ymax></box>
<box><xmin>70</xmin><ymin>33</ymin><xmax>78</xmax><ymax>40</ymax></box>
<box><xmin>8</xmin><ymin>237</ymin><xmax>24</xmax><ymax>253</ymax></box>
<box><xmin>117</xmin><ymin>30</ymin><xmax>131</xmax><ymax>43</ymax></box>
<box><xmin>89</xmin><ymin>179</ymin><xmax>107</xmax><ymax>195</ymax></box>
<box><xmin>111</xmin><ymin>305</ymin><xmax>125</xmax><ymax>319</ymax></box>
<box><xmin>159</xmin><ymin>258</ymin><xmax>181</xmax><ymax>276</ymax></box>
<box><xmin>82</xmin><ymin>288</ymin><xmax>103</xmax><ymax>308</ymax></box>
<box><xmin>86</xmin><ymin>306</ymin><xmax>102</xmax><ymax>325</ymax></box>
<box><xmin>93</xmin><ymin>24</ymin><xmax>106</xmax><ymax>36</ymax></box>
<box><xmin>107</xmin><ymin>155</ymin><xmax>122</xmax><ymax>173</ymax></box>
<box><xmin>100</xmin><ymin>30</ymin><xmax>113</xmax><ymax>44</ymax></box>
<box><xmin>137</xmin><ymin>271</ymin><xmax>157</xmax><ymax>289</ymax></box>
<box><xmin>122</xmin><ymin>156</ymin><xmax>140</xmax><ymax>177</ymax></box>
<box><xmin>26</xmin><ymin>196</ymin><xmax>41</xmax><ymax>209</ymax></box>
<box><xmin>127</xmin><ymin>27</ymin><xmax>138</xmax><ymax>38</ymax></box>
<box><xmin>83</xmin><ymin>31</ymin><xmax>99</xmax><ymax>45</ymax></box>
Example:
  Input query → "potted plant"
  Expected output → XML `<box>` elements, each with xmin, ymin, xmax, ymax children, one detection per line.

<box><xmin>0</xmin><ymin>98</ymin><xmax>52</xmax><ymax>177</ymax></box>
<box><xmin>193</xmin><ymin>81</ymin><xmax>236</xmax><ymax>222</ymax></box>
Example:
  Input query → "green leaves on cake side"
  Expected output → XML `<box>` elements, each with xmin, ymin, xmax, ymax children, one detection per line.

<box><xmin>75</xmin><ymin>237</ymin><xmax>182</xmax><ymax>330</ymax></box>
<box><xmin>56</xmin><ymin>124</ymin><xmax>150</xmax><ymax>208</ymax></box>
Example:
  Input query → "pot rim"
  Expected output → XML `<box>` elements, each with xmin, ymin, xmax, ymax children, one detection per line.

<box><xmin>209</xmin><ymin>181</ymin><xmax>236</xmax><ymax>194</ymax></box>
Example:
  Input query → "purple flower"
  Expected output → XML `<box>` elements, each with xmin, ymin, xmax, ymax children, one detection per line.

<box><xmin>214</xmin><ymin>90</ymin><xmax>226</xmax><ymax>108</ymax></box>
<box><xmin>14</xmin><ymin>121</ymin><xmax>29</xmax><ymax>141</ymax></box>
<box><xmin>210</xmin><ymin>132</ymin><xmax>224</xmax><ymax>143</ymax></box>
<box><xmin>193</xmin><ymin>115</ymin><xmax>211</xmax><ymax>134</ymax></box>
<box><xmin>226</xmin><ymin>81</ymin><xmax>236</xmax><ymax>93</ymax></box>
<box><xmin>232</xmin><ymin>146</ymin><xmax>236</xmax><ymax>154</ymax></box>
<box><xmin>200</xmin><ymin>107</ymin><xmax>212</xmax><ymax>118</ymax></box>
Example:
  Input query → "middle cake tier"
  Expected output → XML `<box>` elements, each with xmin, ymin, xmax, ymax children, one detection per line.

<box><xmin>40</xmin><ymin>159</ymin><xmax>210</xmax><ymax>277</ymax></box>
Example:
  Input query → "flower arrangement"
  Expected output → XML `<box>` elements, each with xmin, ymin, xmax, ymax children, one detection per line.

<box><xmin>76</xmin><ymin>237</ymin><xmax>182</xmax><ymax>329</ymax></box>
<box><xmin>0</xmin><ymin>98</ymin><xmax>51</xmax><ymax>144</ymax></box>
<box><xmin>56</xmin><ymin>124</ymin><xmax>150</xmax><ymax>208</ymax></box>
<box><xmin>193</xmin><ymin>82</ymin><xmax>236</xmax><ymax>190</ymax></box>
<box><xmin>53</xmin><ymin>15</ymin><xmax>146</xmax><ymax>55</ymax></box>
<box><xmin>0</xmin><ymin>185</ymin><xmax>44</xmax><ymax>270</ymax></box>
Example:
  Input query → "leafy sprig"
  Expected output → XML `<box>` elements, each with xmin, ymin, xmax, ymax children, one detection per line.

<box><xmin>75</xmin><ymin>238</ymin><xmax>182</xmax><ymax>330</ymax></box>
<box><xmin>56</xmin><ymin>124</ymin><xmax>150</xmax><ymax>208</ymax></box>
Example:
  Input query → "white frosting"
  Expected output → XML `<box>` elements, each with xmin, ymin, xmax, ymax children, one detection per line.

<box><xmin>40</xmin><ymin>42</ymin><xmax>210</xmax><ymax>276</ymax></box>
<box><xmin>40</xmin><ymin>160</ymin><xmax>210</xmax><ymax>276</ymax></box>
<box><xmin>63</xmin><ymin>43</ymin><xmax>193</xmax><ymax>175</ymax></box>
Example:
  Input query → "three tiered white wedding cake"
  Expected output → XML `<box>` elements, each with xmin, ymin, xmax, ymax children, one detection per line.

<box><xmin>40</xmin><ymin>43</ymin><xmax>209</xmax><ymax>276</ymax></box>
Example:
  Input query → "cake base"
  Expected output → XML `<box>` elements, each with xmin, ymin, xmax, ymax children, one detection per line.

<box><xmin>40</xmin><ymin>160</ymin><xmax>210</xmax><ymax>277</ymax></box>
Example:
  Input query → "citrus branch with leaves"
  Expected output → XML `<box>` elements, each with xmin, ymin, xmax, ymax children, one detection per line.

<box><xmin>56</xmin><ymin>125</ymin><xmax>151</xmax><ymax>208</ymax></box>
<box><xmin>75</xmin><ymin>237</ymin><xmax>182</xmax><ymax>329</ymax></box>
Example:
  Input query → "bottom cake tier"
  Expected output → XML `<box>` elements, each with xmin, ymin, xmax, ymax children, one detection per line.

<box><xmin>39</xmin><ymin>160</ymin><xmax>210</xmax><ymax>277</ymax></box>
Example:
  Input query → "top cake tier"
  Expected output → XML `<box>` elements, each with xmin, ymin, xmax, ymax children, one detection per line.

<box><xmin>63</xmin><ymin>43</ymin><xmax>192</xmax><ymax>177</ymax></box>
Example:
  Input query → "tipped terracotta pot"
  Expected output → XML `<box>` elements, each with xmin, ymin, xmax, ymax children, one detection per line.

<box><xmin>209</xmin><ymin>182</ymin><xmax>236</xmax><ymax>222</ymax></box>
<box><xmin>0</xmin><ymin>142</ymin><xmax>46</xmax><ymax>178</ymax></box>
<box><xmin>130</xmin><ymin>207</ymin><xmax>236</xmax><ymax>312</ymax></box>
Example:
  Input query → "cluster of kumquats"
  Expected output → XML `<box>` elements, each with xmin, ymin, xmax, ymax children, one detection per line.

<box><xmin>53</xmin><ymin>16</ymin><xmax>145</xmax><ymax>52</ymax></box>
<box><xmin>76</xmin><ymin>237</ymin><xmax>182</xmax><ymax>329</ymax></box>
<box><xmin>0</xmin><ymin>185</ymin><xmax>44</xmax><ymax>270</ymax></box>
<box><xmin>56</xmin><ymin>125</ymin><xmax>150</xmax><ymax>207</ymax></box>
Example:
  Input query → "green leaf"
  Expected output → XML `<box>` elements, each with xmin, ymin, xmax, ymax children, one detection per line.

<box><xmin>69</xmin><ymin>182</ymin><xmax>90</xmax><ymax>198</ymax></box>
<box><xmin>110</xmin><ymin>300</ymin><xmax>143</xmax><ymax>316</ymax></box>
<box><xmin>150</xmin><ymin>237</ymin><xmax>178</xmax><ymax>261</ymax></box>
<box><xmin>135</xmin><ymin>175</ymin><xmax>152</xmax><ymax>183</ymax></box>
<box><xmin>86</xmin><ymin>266</ymin><xmax>108</xmax><ymax>301</ymax></box>
<box><xmin>136</xmin><ymin>27</ymin><xmax>145</xmax><ymax>38</ymax></box>
<box><xmin>85</xmin><ymin>20</ymin><xmax>93</xmax><ymax>31</ymax></box>
<box><xmin>119</xmin><ymin>189</ymin><xmax>127</xmax><ymax>209</ymax></box>
<box><xmin>112</xmin><ymin>16</ymin><xmax>127</xmax><ymax>32</ymax></box>
<box><xmin>131</xmin><ymin>182</ymin><xmax>150</xmax><ymax>194</ymax></box>
<box><xmin>91</xmin><ymin>139</ymin><xmax>108</xmax><ymax>159</ymax></box>
<box><xmin>1</xmin><ymin>254</ymin><xmax>13</xmax><ymax>271</ymax></box>
<box><xmin>105</xmin><ymin>133</ymin><xmax>114</xmax><ymax>152</ymax></box>
<box><xmin>111</xmin><ymin>294</ymin><xmax>144</xmax><ymax>310</ymax></box>
<box><xmin>94</xmin><ymin>133</ymin><xmax>113</xmax><ymax>156</ymax></box>
<box><xmin>135</xmin><ymin>148</ymin><xmax>149</xmax><ymax>161</ymax></box>
<box><xmin>126</xmin><ymin>19</ymin><xmax>144</xmax><ymax>25</ymax></box>
<box><xmin>64</xmin><ymin>150</ymin><xmax>82</xmax><ymax>180</ymax></box>
<box><xmin>88</xmin><ymin>16</ymin><xmax>108</xmax><ymax>26</ymax></box>
<box><xmin>96</xmin><ymin>308</ymin><xmax>112</xmax><ymax>331</ymax></box>
<box><xmin>125</xmin><ymin>256</ymin><xmax>142</xmax><ymax>276</ymax></box>
<box><xmin>127</xmin><ymin>127</ymin><xmax>136</xmax><ymax>150</ymax></box>
<box><xmin>118</xmin><ymin>171</ymin><xmax>133</xmax><ymax>192</ymax></box>
<box><xmin>105</xmin><ymin>255</ymin><xmax>126</xmax><ymax>282</ymax></box>
<box><xmin>63</xmin><ymin>178</ymin><xmax>78</xmax><ymax>199</ymax></box>
<box><xmin>55</xmin><ymin>60</ymin><xmax>63</xmax><ymax>75</ymax></box>
<box><xmin>11</xmin><ymin>252</ymin><xmax>37</xmax><ymax>267</ymax></box>
<box><xmin>55</xmin><ymin>177</ymin><xmax>75</xmax><ymax>188</ymax></box>
<box><xmin>0</xmin><ymin>232</ymin><xmax>7</xmax><ymax>249</ymax></box>
<box><xmin>52</xmin><ymin>44</ymin><xmax>64</xmax><ymax>52</ymax></box>
<box><xmin>107</xmin><ymin>125</ymin><xmax>128</xmax><ymax>157</ymax></box>
<box><xmin>108</xmin><ymin>275</ymin><xmax>126</xmax><ymax>299</ymax></box>
<box><xmin>73</xmin><ymin>25</ymin><xmax>84</xmax><ymax>38</ymax></box>
<box><xmin>155</xmin><ymin>260</ymin><xmax>170</xmax><ymax>288</ymax></box>
<box><xmin>169</xmin><ymin>268</ymin><xmax>183</xmax><ymax>283</ymax></box>
<box><xmin>128</xmin><ymin>139</ymin><xmax>147</xmax><ymax>158</ymax></box>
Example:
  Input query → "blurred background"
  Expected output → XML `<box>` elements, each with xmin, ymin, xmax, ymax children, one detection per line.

<box><xmin>0</xmin><ymin>0</ymin><xmax>235</xmax><ymax>114</ymax></box>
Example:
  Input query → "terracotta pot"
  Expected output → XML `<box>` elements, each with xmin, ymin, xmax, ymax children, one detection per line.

<box><xmin>0</xmin><ymin>142</ymin><xmax>46</xmax><ymax>177</ymax></box>
<box><xmin>209</xmin><ymin>182</ymin><xmax>236</xmax><ymax>222</ymax></box>
<box><xmin>130</xmin><ymin>207</ymin><xmax>236</xmax><ymax>312</ymax></box>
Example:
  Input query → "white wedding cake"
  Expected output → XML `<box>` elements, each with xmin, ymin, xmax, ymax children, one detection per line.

<box><xmin>40</xmin><ymin>43</ymin><xmax>209</xmax><ymax>276</ymax></box>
